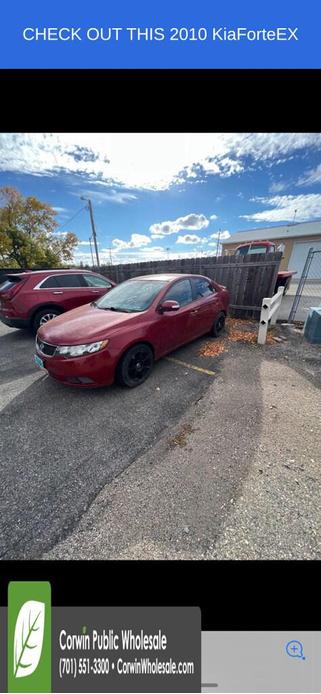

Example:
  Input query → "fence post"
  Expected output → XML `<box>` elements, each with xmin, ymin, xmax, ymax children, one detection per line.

<box><xmin>258</xmin><ymin>298</ymin><xmax>271</xmax><ymax>344</ymax></box>
<box><xmin>288</xmin><ymin>247</ymin><xmax>314</xmax><ymax>322</ymax></box>
<box><xmin>258</xmin><ymin>287</ymin><xmax>284</xmax><ymax>343</ymax></box>
<box><xmin>270</xmin><ymin>303</ymin><xmax>279</xmax><ymax>325</ymax></box>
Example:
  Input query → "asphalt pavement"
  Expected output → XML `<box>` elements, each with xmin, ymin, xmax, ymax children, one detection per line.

<box><xmin>46</xmin><ymin>329</ymin><xmax>321</xmax><ymax>560</ymax></box>
<box><xmin>1</xmin><ymin>320</ymin><xmax>321</xmax><ymax>560</ymax></box>
<box><xmin>0</xmin><ymin>322</ymin><xmax>215</xmax><ymax>559</ymax></box>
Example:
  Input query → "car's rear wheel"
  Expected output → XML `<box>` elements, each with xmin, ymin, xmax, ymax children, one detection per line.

<box><xmin>117</xmin><ymin>343</ymin><xmax>154</xmax><ymax>388</ymax></box>
<box><xmin>210</xmin><ymin>312</ymin><xmax>226</xmax><ymax>337</ymax></box>
<box><xmin>32</xmin><ymin>308</ymin><xmax>62</xmax><ymax>335</ymax></box>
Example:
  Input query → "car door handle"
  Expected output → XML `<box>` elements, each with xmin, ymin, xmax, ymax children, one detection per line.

<box><xmin>190</xmin><ymin>309</ymin><xmax>199</xmax><ymax>315</ymax></box>
<box><xmin>91</xmin><ymin>290</ymin><xmax>100</xmax><ymax>293</ymax></box>
<box><xmin>52</xmin><ymin>291</ymin><xmax>63</xmax><ymax>294</ymax></box>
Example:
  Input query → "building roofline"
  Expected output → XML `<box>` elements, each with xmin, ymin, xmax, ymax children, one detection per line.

<box><xmin>232</xmin><ymin>219</ymin><xmax>321</xmax><ymax>235</ymax></box>
<box><xmin>222</xmin><ymin>219</ymin><xmax>321</xmax><ymax>244</ymax></box>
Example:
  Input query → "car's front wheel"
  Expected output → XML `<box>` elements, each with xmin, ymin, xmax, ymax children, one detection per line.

<box><xmin>117</xmin><ymin>343</ymin><xmax>154</xmax><ymax>387</ymax></box>
<box><xmin>32</xmin><ymin>308</ymin><xmax>62</xmax><ymax>335</ymax></box>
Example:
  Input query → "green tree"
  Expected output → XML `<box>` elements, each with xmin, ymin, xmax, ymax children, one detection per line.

<box><xmin>0</xmin><ymin>187</ymin><xmax>78</xmax><ymax>268</ymax></box>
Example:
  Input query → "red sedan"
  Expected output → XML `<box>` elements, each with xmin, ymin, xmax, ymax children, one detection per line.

<box><xmin>35</xmin><ymin>274</ymin><xmax>230</xmax><ymax>388</ymax></box>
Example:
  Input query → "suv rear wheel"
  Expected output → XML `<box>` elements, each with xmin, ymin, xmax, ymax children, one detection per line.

<box><xmin>32</xmin><ymin>308</ymin><xmax>62</xmax><ymax>335</ymax></box>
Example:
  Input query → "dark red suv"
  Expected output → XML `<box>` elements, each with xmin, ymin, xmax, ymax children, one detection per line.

<box><xmin>0</xmin><ymin>269</ymin><xmax>115</xmax><ymax>333</ymax></box>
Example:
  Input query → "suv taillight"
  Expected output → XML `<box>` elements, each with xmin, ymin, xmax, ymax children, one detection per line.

<box><xmin>2</xmin><ymin>280</ymin><xmax>25</xmax><ymax>300</ymax></box>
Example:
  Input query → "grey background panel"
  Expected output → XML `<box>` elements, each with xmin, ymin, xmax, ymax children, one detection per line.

<box><xmin>0</xmin><ymin>606</ymin><xmax>200</xmax><ymax>693</ymax></box>
<box><xmin>202</xmin><ymin>631</ymin><xmax>321</xmax><ymax>692</ymax></box>
<box><xmin>1</xmin><ymin>612</ymin><xmax>320</xmax><ymax>694</ymax></box>
<box><xmin>52</xmin><ymin>606</ymin><xmax>201</xmax><ymax>693</ymax></box>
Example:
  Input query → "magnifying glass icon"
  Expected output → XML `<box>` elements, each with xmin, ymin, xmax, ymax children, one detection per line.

<box><xmin>285</xmin><ymin>640</ymin><xmax>306</xmax><ymax>660</ymax></box>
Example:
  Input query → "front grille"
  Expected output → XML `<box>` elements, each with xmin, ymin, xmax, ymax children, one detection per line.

<box><xmin>36</xmin><ymin>337</ymin><xmax>57</xmax><ymax>356</ymax></box>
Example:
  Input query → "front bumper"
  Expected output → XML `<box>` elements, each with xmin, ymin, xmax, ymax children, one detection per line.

<box><xmin>36</xmin><ymin>347</ymin><xmax>116</xmax><ymax>387</ymax></box>
<box><xmin>0</xmin><ymin>315</ymin><xmax>29</xmax><ymax>329</ymax></box>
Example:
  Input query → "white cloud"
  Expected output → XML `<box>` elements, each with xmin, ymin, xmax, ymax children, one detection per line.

<box><xmin>76</xmin><ymin>240</ymin><xmax>101</xmax><ymax>246</ymax></box>
<box><xmin>210</xmin><ymin>230</ymin><xmax>231</xmax><ymax>240</ymax></box>
<box><xmin>269</xmin><ymin>181</ymin><xmax>288</xmax><ymax>194</ymax></box>
<box><xmin>2</xmin><ymin>133</ymin><xmax>321</xmax><ymax>192</ymax></box>
<box><xmin>111</xmin><ymin>233</ymin><xmax>151</xmax><ymax>250</ymax></box>
<box><xmin>214</xmin><ymin>157</ymin><xmax>244</xmax><ymax>177</ymax></box>
<box><xmin>150</xmin><ymin>213</ymin><xmax>209</xmax><ymax>238</ymax></box>
<box><xmin>241</xmin><ymin>193</ymin><xmax>321</xmax><ymax>223</ymax></box>
<box><xmin>73</xmin><ymin>244</ymin><xmax>223</xmax><ymax>265</ymax></box>
<box><xmin>298</xmin><ymin>163</ymin><xmax>321</xmax><ymax>187</ymax></box>
<box><xmin>228</xmin><ymin>133</ymin><xmax>321</xmax><ymax>162</ymax></box>
<box><xmin>53</xmin><ymin>206</ymin><xmax>68</xmax><ymax>213</ymax></box>
<box><xmin>74</xmin><ymin>188</ymin><xmax>137</xmax><ymax>205</ymax></box>
<box><xmin>177</xmin><ymin>234</ymin><xmax>208</xmax><ymax>245</ymax></box>
<box><xmin>141</xmin><ymin>246</ymin><xmax>164</xmax><ymax>252</ymax></box>
<box><xmin>73</xmin><ymin>252</ymin><xmax>114</xmax><ymax>265</ymax></box>
<box><xmin>210</xmin><ymin>214</ymin><xmax>218</xmax><ymax>220</ymax></box>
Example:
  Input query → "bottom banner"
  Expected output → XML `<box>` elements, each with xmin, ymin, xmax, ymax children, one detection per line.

<box><xmin>1</xmin><ymin>583</ymin><xmax>201</xmax><ymax>693</ymax></box>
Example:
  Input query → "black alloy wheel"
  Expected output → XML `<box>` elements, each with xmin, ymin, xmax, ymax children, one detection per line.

<box><xmin>211</xmin><ymin>312</ymin><xmax>226</xmax><ymax>337</ymax></box>
<box><xmin>117</xmin><ymin>343</ymin><xmax>154</xmax><ymax>387</ymax></box>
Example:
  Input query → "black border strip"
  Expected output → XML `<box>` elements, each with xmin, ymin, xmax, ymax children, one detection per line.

<box><xmin>0</xmin><ymin>69</ymin><xmax>319</xmax><ymax>131</ymax></box>
<box><xmin>1</xmin><ymin>560</ymin><xmax>320</xmax><ymax>630</ymax></box>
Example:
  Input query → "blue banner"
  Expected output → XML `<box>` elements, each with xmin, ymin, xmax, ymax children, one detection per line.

<box><xmin>0</xmin><ymin>0</ymin><xmax>319</xmax><ymax>69</ymax></box>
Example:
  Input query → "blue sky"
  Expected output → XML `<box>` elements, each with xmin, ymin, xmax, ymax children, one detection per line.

<box><xmin>1</xmin><ymin>133</ymin><xmax>321</xmax><ymax>264</ymax></box>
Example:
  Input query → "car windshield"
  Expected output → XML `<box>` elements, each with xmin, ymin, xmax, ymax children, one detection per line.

<box><xmin>237</xmin><ymin>245</ymin><xmax>268</xmax><ymax>256</ymax></box>
<box><xmin>95</xmin><ymin>279</ymin><xmax>167</xmax><ymax>312</ymax></box>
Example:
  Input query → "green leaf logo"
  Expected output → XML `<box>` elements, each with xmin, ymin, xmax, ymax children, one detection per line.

<box><xmin>13</xmin><ymin>601</ymin><xmax>45</xmax><ymax>679</ymax></box>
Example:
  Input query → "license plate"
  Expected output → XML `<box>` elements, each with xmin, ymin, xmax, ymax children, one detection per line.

<box><xmin>34</xmin><ymin>354</ymin><xmax>45</xmax><ymax>369</ymax></box>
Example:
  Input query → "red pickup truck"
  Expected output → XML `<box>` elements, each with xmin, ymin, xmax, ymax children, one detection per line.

<box><xmin>234</xmin><ymin>240</ymin><xmax>296</xmax><ymax>294</ymax></box>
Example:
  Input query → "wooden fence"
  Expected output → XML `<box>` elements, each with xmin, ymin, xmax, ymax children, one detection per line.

<box><xmin>99</xmin><ymin>252</ymin><xmax>282</xmax><ymax>318</ymax></box>
<box><xmin>0</xmin><ymin>253</ymin><xmax>282</xmax><ymax>318</ymax></box>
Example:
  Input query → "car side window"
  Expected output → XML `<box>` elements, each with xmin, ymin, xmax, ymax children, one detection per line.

<box><xmin>192</xmin><ymin>277</ymin><xmax>215</xmax><ymax>299</ymax></box>
<box><xmin>163</xmin><ymin>279</ymin><xmax>193</xmax><ymax>307</ymax></box>
<box><xmin>83</xmin><ymin>274</ymin><xmax>112</xmax><ymax>288</ymax></box>
<box><xmin>54</xmin><ymin>274</ymin><xmax>84</xmax><ymax>288</ymax></box>
<box><xmin>39</xmin><ymin>276</ymin><xmax>59</xmax><ymax>288</ymax></box>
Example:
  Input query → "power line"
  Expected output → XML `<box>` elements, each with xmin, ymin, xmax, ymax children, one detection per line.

<box><xmin>56</xmin><ymin>205</ymin><xmax>87</xmax><ymax>233</ymax></box>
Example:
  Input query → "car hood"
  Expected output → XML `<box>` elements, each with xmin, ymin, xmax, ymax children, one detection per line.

<box><xmin>37</xmin><ymin>303</ymin><xmax>140</xmax><ymax>344</ymax></box>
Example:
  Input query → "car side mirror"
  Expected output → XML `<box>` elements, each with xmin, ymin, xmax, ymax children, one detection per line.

<box><xmin>159</xmin><ymin>299</ymin><xmax>180</xmax><ymax>313</ymax></box>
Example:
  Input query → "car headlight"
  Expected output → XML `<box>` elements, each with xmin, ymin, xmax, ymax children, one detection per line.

<box><xmin>55</xmin><ymin>340</ymin><xmax>109</xmax><ymax>358</ymax></box>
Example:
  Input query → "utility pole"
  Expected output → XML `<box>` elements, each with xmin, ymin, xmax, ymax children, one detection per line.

<box><xmin>105</xmin><ymin>246</ymin><xmax>113</xmax><ymax>265</ymax></box>
<box><xmin>216</xmin><ymin>229</ymin><xmax>221</xmax><ymax>257</ymax></box>
<box><xmin>89</xmin><ymin>236</ymin><xmax>94</xmax><ymax>268</ymax></box>
<box><xmin>81</xmin><ymin>197</ymin><xmax>100</xmax><ymax>268</ymax></box>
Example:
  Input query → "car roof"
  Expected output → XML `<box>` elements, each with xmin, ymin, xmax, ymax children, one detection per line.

<box><xmin>7</xmin><ymin>269</ymin><xmax>97</xmax><ymax>277</ymax></box>
<box><xmin>238</xmin><ymin>240</ymin><xmax>272</xmax><ymax>246</ymax></box>
<box><xmin>129</xmin><ymin>273</ymin><xmax>207</xmax><ymax>282</ymax></box>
